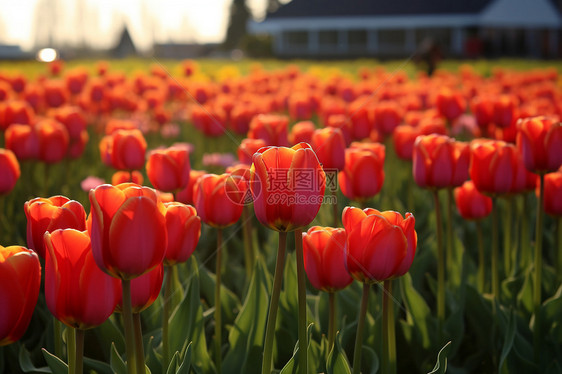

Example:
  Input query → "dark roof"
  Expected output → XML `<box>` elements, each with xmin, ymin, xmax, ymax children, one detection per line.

<box><xmin>268</xmin><ymin>0</ymin><xmax>493</xmax><ymax>18</ymax></box>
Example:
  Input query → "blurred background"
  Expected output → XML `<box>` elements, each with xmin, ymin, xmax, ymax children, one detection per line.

<box><xmin>0</xmin><ymin>0</ymin><xmax>561</xmax><ymax>60</ymax></box>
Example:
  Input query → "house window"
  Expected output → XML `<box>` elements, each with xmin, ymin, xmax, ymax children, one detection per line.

<box><xmin>319</xmin><ymin>31</ymin><xmax>338</xmax><ymax>47</ymax></box>
<box><xmin>285</xmin><ymin>31</ymin><xmax>308</xmax><ymax>47</ymax></box>
<box><xmin>349</xmin><ymin>30</ymin><xmax>367</xmax><ymax>46</ymax></box>
<box><xmin>378</xmin><ymin>29</ymin><xmax>406</xmax><ymax>49</ymax></box>
<box><xmin>415</xmin><ymin>28</ymin><xmax>451</xmax><ymax>49</ymax></box>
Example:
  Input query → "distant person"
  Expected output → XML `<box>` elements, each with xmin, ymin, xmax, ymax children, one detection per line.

<box><xmin>415</xmin><ymin>38</ymin><xmax>442</xmax><ymax>76</ymax></box>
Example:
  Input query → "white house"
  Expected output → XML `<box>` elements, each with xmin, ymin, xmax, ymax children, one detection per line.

<box><xmin>248</xmin><ymin>0</ymin><xmax>562</xmax><ymax>58</ymax></box>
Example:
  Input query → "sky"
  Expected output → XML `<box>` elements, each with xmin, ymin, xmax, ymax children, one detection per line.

<box><xmin>0</xmin><ymin>0</ymin><xmax>278</xmax><ymax>51</ymax></box>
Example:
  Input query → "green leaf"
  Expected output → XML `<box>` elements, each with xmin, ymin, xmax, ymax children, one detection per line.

<box><xmin>326</xmin><ymin>332</ymin><xmax>351</xmax><ymax>374</ymax></box>
<box><xmin>360</xmin><ymin>346</ymin><xmax>379</xmax><ymax>374</ymax></box>
<box><xmin>166</xmin><ymin>352</ymin><xmax>180</xmax><ymax>374</ymax></box>
<box><xmin>401</xmin><ymin>272</ymin><xmax>433</xmax><ymax>349</ymax></box>
<box><xmin>499</xmin><ymin>309</ymin><xmax>516</xmax><ymax>372</ymax></box>
<box><xmin>18</xmin><ymin>344</ymin><xmax>51</xmax><ymax>373</ymax></box>
<box><xmin>168</xmin><ymin>257</ymin><xmax>214</xmax><ymax>374</ymax></box>
<box><xmin>110</xmin><ymin>342</ymin><xmax>127</xmax><ymax>374</ymax></box>
<box><xmin>83</xmin><ymin>357</ymin><xmax>113</xmax><ymax>374</ymax></box>
<box><xmin>427</xmin><ymin>341</ymin><xmax>452</xmax><ymax>374</ymax></box>
<box><xmin>176</xmin><ymin>342</ymin><xmax>192</xmax><ymax>374</ymax></box>
<box><xmin>96</xmin><ymin>315</ymin><xmax>126</xmax><ymax>357</ymax></box>
<box><xmin>41</xmin><ymin>349</ymin><xmax>68</xmax><ymax>374</ymax></box>
<box><xmin>199</xmin><ymin>264</ymin><xmax>242</xmax><ymax>324</ymax></box>
<box><xmin>223</xmin><ymin>258</ymin><xmax>271</xmax><ymax>374</ymax></box>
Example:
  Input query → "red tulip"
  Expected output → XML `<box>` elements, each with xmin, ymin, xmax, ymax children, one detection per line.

<box><xmin>35</xmin><ymin>119</ymin><xmax>70</xmax><ymax>164</ymax></box>
<box><xmin>469</xmin><ymin>139</ymin><xmax>518</xmax><ymax>195</ymax></box>
<box><xmin>302</xmin><ymin>226</ymin><xmax>352</xmax><ymax>292</ymax></box>
<box><xmin>44</xmin><ymin>229</ymin><xmax>120</xmax><ymax>328</ymax></box>
<box><xmin>163</xmin><ymin>202</ymin><xmax>201</xmax><ymax>266</ymax></box>
<box><xmin>289</xmin><ymin>121</ymin><xmax>316</xmax><ymax>146</ymax></box>
<box><xmin>109</xmin><ymin>129</ymin><xmax>147</xmax><ymax>171</ymax></box>
<box><xmin>413</xmin><ymin>134</ymin><xmax>469</xmax><ymax>189</ymax></box>
<box><xmin>111</xmin><ymin>171</ymin><xmax>144</xmax><ymax>185</ymax></box>
<box><xmin>191</xmin><ymin>105</ymin><xmax>226</xmax><ymax>137</ymax></box>
<box><xmin>372</xmin><ymin>101</ymin><xmax>402</xmax><ymax>136</ymax></box>
<box><xmin>24</xmin><ymin>196</ymin><xmax>87</xmax><ymax>258</ymax></box>
<box><xmin>0</xmin><ymin>148</ymin><xmax>20</xmax><ymax>195</ymax></box>
<box><xmin>116</xmin><ymin>264</ymin><xmax>164</xmax><ymax>313</ymax></box>
<box><xmin>147</xmin><ymin>146</ymin><xmax>191</xmax><ymax>192</ymax></box>
<box><xmin>543</xmin><ymin>170</ymin><xmax>562</xmax><ymax>217</ymax></box>
<box><xmin>5</xmin><ymin>124</ymin><xmax>39</xmax><ymax>161</ymax></box>
<box><xmin>248</xmin><ymin>114</ymin><xmax>289</xmax><ymax>147</ymax></box>
<box><xmin>0</xmin><ymin>245</ymin><xmax>41</xmax><ymax>346</ymax></box>
<box><xmin>435</xmin><ymin>88</ymin><xmax>466</xmax><ymax>122</ymax></box>
<box><xmin>176</xmin><ymin>170</ymin><xmax>207</xmax><ymax>205</ymax></box>
<box><xmin>311</xmin><ymin>127</ymin><xmax>346</xmax><ymax>171</ymax></box>
<box><xmin>517</xmin><ymin>116</ymin><xmax>562</xmax><ymax>174</ymax></box>
<box><xmin>89</xmin><ymin>183</ymin><xmax>167</xmax><ymax>279</ymax></box>
<box><xmin>0</xmin><ymin>100</ymin><xmax>34</xmax><ymax>131</ymax></box>
<box><xmin>454</xmin><ymin>181</ymin><xmax>493</xmax><ymax>220</ymax></box>
<box><xmin>238</xmin><ymin>138</ymin><xmax>267</xmax><ymax>164</ymax></box>
<box><xmin>250</xmin><ymin>143</ymin><xmax>326</xmax><ymax>232</ymax></box>
<box><xmin>392</xmin><ymin>125</ymin><xmax>421</xmax><ymax>161</ymax></box>
<box><xmin>493</xmin><ymin>95</ymin><xmax>518</xmax><ymax>128</ymax></box>
<box><xmin>193</xmin><ymin>173</ymin><xmax>244</xmax><ymax>228</ymax></box>
<box><xmin>342</xmin><ymin>207</ymin><xmax>416</xmax><ymax>282</ymax></box>
<box><xmin>338</xmin><ymin>146</ymin><xmax>385</xmax><ymax>202</ymax></box>
<box><xmin>470</xmin><ymin>95</ymin><xmax>494</xmax><ymax>129</ymax></box>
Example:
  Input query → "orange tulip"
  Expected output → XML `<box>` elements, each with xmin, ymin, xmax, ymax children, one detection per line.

<box><xmin>24</xmin><ymin>196</ymin><xmax>87</xmax><ymax>258</ymax></box>
<box><xmin>413</xmin><ymin>134</ymin><xmax>470</xmax><ymax>189</ymax></box>
<box><xmin>517</xmin><ymin>116</ymin><xmax>562</xmax><ymax>174</ymax></box>
<box><xmin>146</xmin><ymin>146</ymin><xmax>191</xmax><ymax>192</ymax></box>
<box><xmin>454</xmin><ymin>181</ymin><xmax>493</xmax><ymax>220</ymax></box>
<box><xmin>248</xmin><ymin>114</ymin><xmax>289</xmax><ymax>147</ymax></box>
<box><xmin>302</xmin><ymin>226</ymin><xmax>352</xmax><ymax>292</ymax></box>
<box><xmin>0</xmin><ymin>245</ymin><xmax>41</xmax><ymax>346</ymax></box>
<box><xmin>311</xmin><ymin>127</ymin><xmax>346</xmax><ymax>171</ymax></box>
<box><xmin>111</xmin><ymin>171</ymin><xmax>144</xmax><ymax>185</ymax></box>
<box><xmin>338</xmin><ymin>146</ymin><xmax>385</xmax><ymax>202</ymax></box>
<box><xmin>163</xmin><ymin>202</ymin><xmax>201</xmax><ymax>266</ymax></box>
<box><xmin>44</xmin><ymin>229</ymin><xmax>120</xmax><ymax>328</ymax></box>
<box><xmin>238</xmin><ymin>138</ymin><xmax>267</xmax><ymax>165</ymax></box>
<box><xmin>193</xmin><ymin>173</ymin><xmax>244</xmax><ymax>228</ymax></box>
<box><xmin>342</xmin><ymin>207</ymin><xmax>416</xmax><ymax>282</ymax></box>
<box><xmin>288</xmin><ymin>121</ymin><xmax>315</xmax><ymax>146</ymax></box>
<box><xmin>250</xmin><ymin>143</ymin><xmax>326</xmax><ymax>232</ymax></box>
<box><xmin>89</xmin><ymin>183</ymin><xmax>167</xmax><ymax>279</ymax></box>
<box><xmin>0</xmin><ymin>148</ymin><xmax>20</xmax><ymax>195</ymax></box>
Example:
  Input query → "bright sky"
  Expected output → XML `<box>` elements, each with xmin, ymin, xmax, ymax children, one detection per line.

<box><xmin>0</xmin><ymin>0</ymin><xmax>275</xmax><ymax>51</ymax></box>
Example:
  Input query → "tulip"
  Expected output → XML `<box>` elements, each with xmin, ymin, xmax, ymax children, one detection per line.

<box><xmin>89</xmin><ymin>183</ymin><xmax>167</xmax><ymax>374</ymax></box>
<box><xmin>517</xmin><ymin>116</ymin><xmax>562</xmax><ymax>174</ymax></box>
<box><xmin>251</xmin><ymin>143</ymin><xmax>326</xmax><ymax>232</ymax></box>
<box><xmin>89</xmin><ymin>183</ymin><xmax>167</xmax><ymax>279</ymax></box>
<box><xmin>191</xmin><ymin>105</ymin><xmax>226</xmax><ymax>137</ymax></box>
<box><xmin>310</xmin><ymin>127</ymin><xmax>346</xmax><ymax>171</ymax></box>
<box><xmin>175</xmin><ymin>169</ymin><xmax>207</xmax><ymax>205</ymax></box>
<box><xmin>248</xmin><ymin>114</ymin><xmax>289</xmax><ymax>147</ymax></box>
<box><xmin>193</xmin><ymin>173</ymin><xmax>244</xmax><ymax>228</ymax></box>
<box><xmin>454</xmin><ymin>181</ymin><xmax>492</xmax><ymax>221</ymax></box>
<box><xmin>372</xmin><ymin>101</ymin><xmax>402</xmax><ymax>136</ymax></box>
<box><xmin>302</xmin><ymin>226</ymin><xmax>351</xmax><ymax>349</ymax></box>
<box><xmin>5</xmin><ymin>123</ymin><xmax>39</xmax><ymax>161</ymax></box>
<box><xmin>111</xmin><ymin>171</ymin><xmax>144</xmax><ymax>185</ymax></box>
<box><xmin>0</xmin><ymin>148</ymin><xmax>20</xmax><ymax>195</ymax></box>
<box><xmin>413</xmin><ymin>134</ymin><xmax>470</xmax><ymax>189</ymax></box>
<box><xmin>326</xmin><ymin>114</ymin><xmax>352</xmax><ymax>145</ymax></box>
<box><xmin>469</xmin><ymin>139</ymin><xmax>518</xmax><ymax>195</ymax></box>
<box><xmin>163</xmin><ymin>202</ymin><xmax>201</xmax><ymax>266</ymax></box>
<box><xmin>44</xmin><ymin>229</ymin><xmax>120</xmax><ymax>328</ymax></box>
<box><xmin>338</xmin><ymin>146</ymin><xmax>385</xmax><ymax>203</ymax></box>
<box><xmin>288</xmin><ymin>121</ymin><xmax>315</xmax><ymax>145</ymax></box>
<box><xmin>0</xmin><ymin>100</ymin><xmax>34</xmax><ymax>131</ymax></box>
<box><xmin>342</xmin><ymin>207</ymin><xmax>416</xmax><ymax>374</ymax></box>
<box><xmin>116</xmin><ymin>264</ymin><xmax>164</xmax><ymax>314</ymax></box>
<box><xmin>110</xmin><ymin>129</ymin><xmax>147</xmax><ymax>171</ymax></box>
<box><xmin>493</xmin><ymin>95</ymin><xmax>518</xmax><ymax>129</ymax></box>
<box><xmin>0</xmin><ymin>245</ymin><xmax>41</xmax><ymax>346</ymax></box>
<box><xmin>238</xmin><ymin>138</ymin><xmax>267</xmax><ymax>165</ymax></box>
<box><xmin>544</xmin><ymin>170</ymin><xmax>562</xmax><ymax>217</ymax></box>
<box><xmin>35</xmin><ymin>119</ymin><xmax>70</xmax><ymax>164</ymax></box>
<box><xmin>435</xmin><ymin>88</ymin><xmax>466</xmax><ymax>122</ymax></box>
<box><xmin>24</xmin><ymin>196</ymin><xmax>87</xmax><ymax>259</ymax></box>
<box><xmin>146</xmin><ymin>146</ymin><xmax>191</xmax><ymax>193</ymax></box>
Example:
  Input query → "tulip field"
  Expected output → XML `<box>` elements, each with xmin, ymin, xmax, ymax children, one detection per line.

<box><xmin>1</xmin><ymin>58</ymin><xmax>562</xmax><ymax>374</ymax></box>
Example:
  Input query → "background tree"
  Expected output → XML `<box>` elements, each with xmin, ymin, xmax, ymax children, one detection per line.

<box><xmin>223</xmin><ymin>0</ymin><xmax>251</xmax><ymax>50</ymax></box>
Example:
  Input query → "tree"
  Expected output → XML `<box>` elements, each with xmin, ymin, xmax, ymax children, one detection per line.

<box><xmin>223</xmin><ymin>0</ymin><xmax>251</xmax><ymax>50</ymax></box>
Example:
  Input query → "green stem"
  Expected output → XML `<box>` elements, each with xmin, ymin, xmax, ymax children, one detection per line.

<box><xmin>433</xmin><ymin>190</ymin><xmax>445</xmax><ymax>325</ymax></box>
<box><xmin>68</xmin><ymin>327</ymin><xmax>76</xmax><ymax>374</ymax></box>
<box><xmin>533</xmin><ymin>174</ymin><xmax>545</xmax><ymax>363</ymax></box>
<box><xmin>503</xmin><ymin>197</ymin><xmax>513</xmax><ymax>277</ymax></box>
<box><xmin>476</xmin><ymin>221</ymin><xmax>486</xmax><ymax>293</ymax></box>
<box><xmin>162</xmin><ymin>266</ymin><xmax>172</xmax><ymax>372</ymax></box>
<box><xmin>407</xmin><ymin>168</ymin><xmax>414</xmax><ymax>212</ymax></box>
<box><xmin>382</xmin><ymin>280</ymin><xmax>396</xmax><ymax>374</ymax></box>
<box><xmin>262</xmin><ymin>231</ymin><xmax>288</xmax><ymax>374</ymax></box>
<box><xmin>122</xmin><ymin>279</ymin><xmax>136</xmax><ymax>374</ymax></box>
<box><xmin>53</xmin><ymin>318</ymin><xmax>63</xmax><ymax>359</ymax></box>
<box><xmin>492</xmin><ymin>198</ymin><xmax>500</xmax><ymax>300</ymax></box>
<box><xmin>215</xmin><ymin>228</ymin><xmax>223</xmax><ymax>373</ymax></box>
<box><xmin>242</xmin><ymin>206</ymin><xmax>255</xmax><ymax>280</ymax></box>
<box><xmin>43</xmin><ymin>163</ymin><xmax>50</xmax><ymax>197</ymax></box>
<box><xmin>554</xmin><ymin>217</ymin><xmax>562</xmax><ymax>279</ymax></box>
<box><xmin>352</xmin><ymin>283</ymin><xmax>370</xmax><ymax>374</ymax></box>
<box><xmin>133</xmin><ymin>313</ymin><xmax>146</xmax><ymax>374</ymax></box>
<box><xmin>295</xmin><ymin>228</ymin><xmax>307</xmax><ymax>374</ymax></box>
<box><xmin>520</xmin><ymin>194</ymin><xmax>531</xmax><ymax>269</ymax></box>
<box><xmin>328</xmin><ymin>292</ymin><xmax>336</xmax><ymax>352</ymax></box>
<box><xmin>75</xmin><ymin>329</ymin><xmax>84</xmax><ymax>374</ymax></box>
<box><xmin>446</xmin><ymin>188</ymin><xmax>455</xmax><ymax>278</ymax></box>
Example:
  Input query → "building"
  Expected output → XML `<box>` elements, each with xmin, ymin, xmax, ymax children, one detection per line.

<box><xmin>248</xmin><ymin>0</ymin><xmax>562</xmax><ymax>58</ymax></box>
<box><xmin>112</xmin><ymin>27</ymin><xmax>137</xmax><ymax>58</ymax></box>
